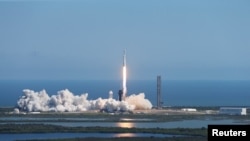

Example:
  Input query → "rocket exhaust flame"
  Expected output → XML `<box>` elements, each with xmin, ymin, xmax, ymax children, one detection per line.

<box><xmin>122</xmin><ymin>66</ymin><xmax>127</xmax><ymax>100</ymax></box>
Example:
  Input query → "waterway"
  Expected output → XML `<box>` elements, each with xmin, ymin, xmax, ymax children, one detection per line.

<box><xmin>0</xmin><ymin>133</ymin><xmax>186</xmax><ymax>141</ymax></box>
<box><xmin>0</xmin><ymin>119</ymin><xmax>240</xmax><ymax>128</ymax></box>
<box><xmin>1</xmin><ymin>117</ymin><xmax>248</xmax><ymax>141</ymax></box>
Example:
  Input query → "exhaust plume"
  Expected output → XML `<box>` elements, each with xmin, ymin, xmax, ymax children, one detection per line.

<box><xmin>16</xmin><ymin>89</ymin><xmax>152</xmax><ymax>112</ymax></box>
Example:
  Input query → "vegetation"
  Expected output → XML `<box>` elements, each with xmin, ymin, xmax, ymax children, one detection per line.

<box><xmin>17</xmin><ymin>137</ymin><xmax>207</xmax><ymax>141</ymax></box>
<box><xmin>0</xmin><ymin>123</ymin><xmax>207</xmax><ymax>137</ymax></box>
<box><xmin>0</xmin><ymin>107</ymin><xmax>14</xmax><ymax>113</ymax></box>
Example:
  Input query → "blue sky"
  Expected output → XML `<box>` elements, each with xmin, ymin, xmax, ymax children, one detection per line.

<box><xmin>0</xmin><ymin>0</ymin><xmax>249</xmax><ymax>80</ymax></box>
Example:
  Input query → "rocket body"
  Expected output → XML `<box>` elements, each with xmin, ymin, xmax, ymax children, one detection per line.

<box><xmin>123</xmin><ymin>49</ymin><xmax>126</xmax><ymax>66</ymax></box>
<box><xmin>122</xmin><ymin>49</ymin><xmax>127</xmax><ymax>100</ymax></box>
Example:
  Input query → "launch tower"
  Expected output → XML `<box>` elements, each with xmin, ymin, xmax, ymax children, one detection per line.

<box><xmin>157</xmin><ymin>75</ymin><xmax>162</xmax><ymax>109</ymax></box>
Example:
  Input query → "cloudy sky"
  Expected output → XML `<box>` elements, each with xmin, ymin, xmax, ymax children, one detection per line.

<box><xmin>0</xmin><ymin>0</ymin><xmax>249</xmax><ymax>80</ymax></box>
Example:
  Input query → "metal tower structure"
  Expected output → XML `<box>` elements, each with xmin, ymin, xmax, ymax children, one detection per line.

<box><xmin>157</xmin><ymin>75</ymin><xmax>162</xmax><ymax>109</ymax></box>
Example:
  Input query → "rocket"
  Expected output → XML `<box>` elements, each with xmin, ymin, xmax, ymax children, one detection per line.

<box><xmin>123</xmin><ymin>49</ymin><xmax>126</xmax><ymax>66</ymax></box>
<box><xmin>121</xmin><ymin>49</ymin><xmax>127</xmax><ymax>101</ymax></box>
<box><xmin>118</xmin><ymin>49</ymin><xmax>127</xmax><ymax>101</ymax></box>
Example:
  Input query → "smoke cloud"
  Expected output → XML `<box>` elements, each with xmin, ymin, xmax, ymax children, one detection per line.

<box><xmin>16</xmin><ymin>89</ymin><xmax>152</xmax><ymax>113</ymax></box>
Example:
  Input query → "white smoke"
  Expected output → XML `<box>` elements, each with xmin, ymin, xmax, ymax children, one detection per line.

<box><xmin>16</xmin><ymin>89</ymin><xmax>152</xmax><ymax>113</ymax></box>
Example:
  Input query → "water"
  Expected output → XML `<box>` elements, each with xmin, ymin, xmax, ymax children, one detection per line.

<box><xmin>0</xmin><ymin>80</ymin><xmax>250</xmax><ymax>107</ymax></box>
<box><xmin>1</xmin><ymin>118</ymin><xmax>242</xmax><ymax>141</ymax></box>
<box><xmin>0</xmin><ymin>119</ymin><xmax>241</xmax><ymax>128</ymax></box>
<box><xmin>46</xmin><ymin>119</ymin><xmax>244</xmax><ymax>128</ymax></box>
<box><xmin>1</xmin><ymin>118</ymin><xmax>247</xmax><ymax>141</ymax></box>
<box><xmin>0</xmin><ymin>133</ymin><xmax>182</xmax><ymax>141</ymax></box>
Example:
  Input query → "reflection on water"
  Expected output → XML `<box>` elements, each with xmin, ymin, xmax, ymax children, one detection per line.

<box><xmin>114</xmin><ymin>133</ymin><xmax>137</xmax><ymax>137</ymax></box>
<box><xmin>1</xmin><ymin>119</ymin><xmax>243</xmax><ymax>128</ymax></box>
<box><xmin>119</xmin><ymin>118</ymin><xmax>154</xmax><ymax>121</ymax></box>
<box><xmin>116</xmin><ymin>122</ymin><xmax>135</xmax><ymax>128</ymax></box>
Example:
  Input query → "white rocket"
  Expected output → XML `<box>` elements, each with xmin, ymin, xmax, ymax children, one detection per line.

<box><xmin>123</xmin><ymin>49</ymin><xmax>126</xmax><ymax>66</ymax></box>
<box><xmin>122</xmin><ymin>49</ymin><xmax>127</xmax><ymax>100</ymax></box>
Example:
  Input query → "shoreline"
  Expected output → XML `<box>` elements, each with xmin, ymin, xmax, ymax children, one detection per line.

<box><xmin>1</xmin><ymin>107</ymin><xmax>249</xmax><ymax>141</ymax></box>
